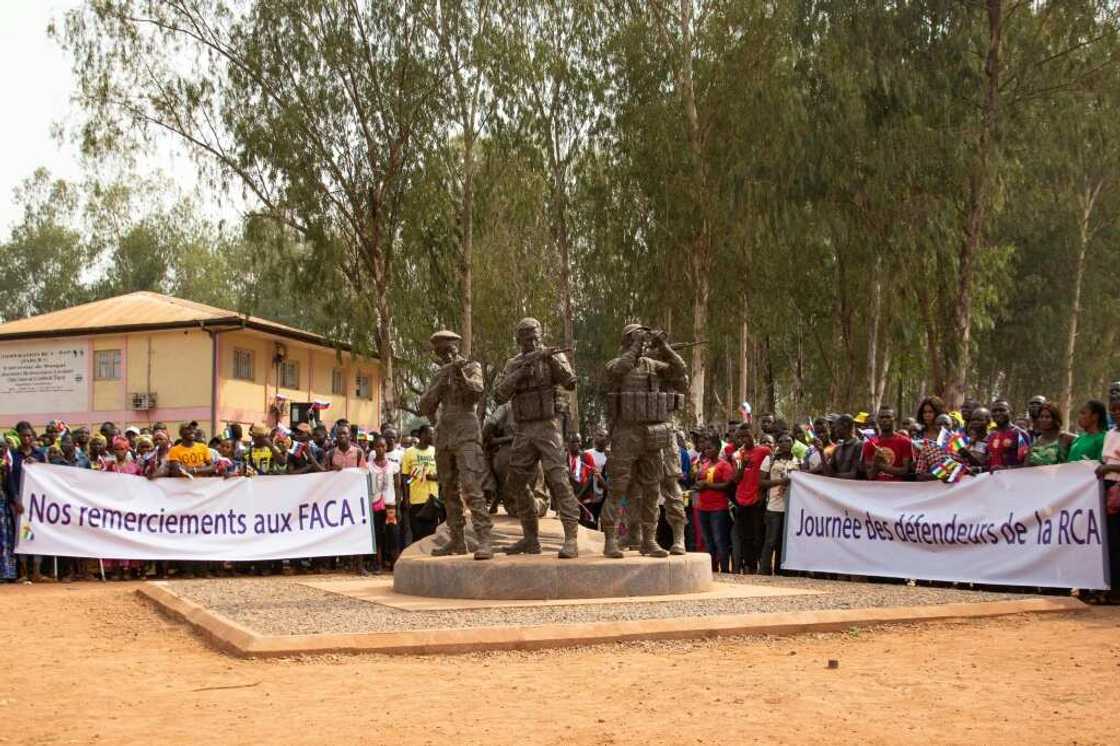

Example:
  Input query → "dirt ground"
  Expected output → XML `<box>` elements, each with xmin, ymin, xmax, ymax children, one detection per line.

<box><xmin>2</xmin><ymin>581</ymin><xmax>1117</xmax><ymax>746</ymax></box>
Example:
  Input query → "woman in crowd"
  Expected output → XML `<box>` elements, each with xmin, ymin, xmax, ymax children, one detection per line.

<box><xmin>914</xmin><ymin>413</ymin><xmax>964</xmax><ymax>480</ymax></box>
<box><xmin>9</xmin><ymin>422</ymin><xmax>46</xmax><ymax>582</ymax></box>
<box><xmin>1027</xmin><ymin>403</ymin><xmax>1073</xmax><ymax>466</ymax></box>
<box><xmin>960</xmin><ymin>407</ymin><xmax>992</xmax><ymax>472</ymax></box>
<box><xmin>103</xmin><ymin>436</ymin><xmax>144</xmax><ymax>579</ymax></box>
<box><xmin>1093</xmin><ymin>396</ymin><xmax>1120</xmax><ymax>604</ymax></box>
<box><xmin>914</xmin><ymin>396</ymin><xmax>946</xmax><ymax>439</ymax></box>
<box><xmin>368</xmin><ymin>435</ymin><xmax>398</xmax><ymax>573</ymax></box>
<box><xmin>1068</xmin><ymin>400</ymin><xmax>1107</xmax><ymax>463</ymax></box>
<box><xmin>693</xmin><ymin>435</ymin><xmax>734</xmax><ymax>573</ymax></box>
<box><xmin>87</xmin><ymin>434</ymin><xmax>109</xmax><ymax>470</ymax></box>
<box><xmin>0</xmin><ymin>435</ymin><xmax>17</xmax><ymax>582</ymax></box>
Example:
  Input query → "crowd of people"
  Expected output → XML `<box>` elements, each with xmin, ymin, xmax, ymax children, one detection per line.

<box><xmin>1</xmin><ymin>388</ymin><xmax>1117</xmax><ymax>603</ymax></box>
<box><xmin>0</xmin><ymin>417</ymin><xmax>413</xmax><ymax>582</ymax></box>
<box><xmin>562</xmin><ymin>391</ymin><xmax>1120</xmax><ymax>604</ymax></box>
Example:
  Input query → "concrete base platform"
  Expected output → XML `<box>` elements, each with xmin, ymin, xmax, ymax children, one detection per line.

<box><xmin>137</xmin><ymin>581</ymin><xmax>1088</xmax><ymax>658</ymax></box>
<box><xmin>301</xmin><ymin>577</ymin><xmax>821</xmax><ymax>611</ymax></box>
<box><xmin>394</xmin><ymin>516</ymin><xmax>713</xmax><ymax>600</ymax></box>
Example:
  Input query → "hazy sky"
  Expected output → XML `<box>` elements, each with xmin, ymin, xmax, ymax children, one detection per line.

<box><xmin>0</xmin><ymin>1</ymin><xmax>204</xmax><ymax>234</ymax></box>
<box><xmin>0</xmin><ymin>1</ymin><xmax>84</xmax><ymax>231</ymax></box>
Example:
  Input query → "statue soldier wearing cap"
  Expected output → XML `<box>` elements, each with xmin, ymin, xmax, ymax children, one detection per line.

<box><xmin>493</xmin><ymin>317</ymin><xmax>582</xmax><ymax>558</ymax></box>
<box><xmin>418</xmin><ymin>329</ymin><xmax>494</xmax><ymax>560</ymax></box>
<box><xmin>601</xmin><ymin>323</ymin><xmax>689</xmax><ymax>558</ymax></box>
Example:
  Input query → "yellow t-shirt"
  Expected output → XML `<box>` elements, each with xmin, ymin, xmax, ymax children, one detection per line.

<box><xmin>168</xmin><ymin>442</ymin><xmax>213</xmax><ymax>470</ymax></box>
<box><xmin>400</xmin><ymin>445</ymin><xmax>438</xmax><ymax>504</ymax></box>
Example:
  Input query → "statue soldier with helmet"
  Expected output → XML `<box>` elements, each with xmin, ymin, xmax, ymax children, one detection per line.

<box><xmin>418</xmin><ymin>329</ymin><xmax>494</xmax><ymax>560</ymax></box>
<box><xmin>493</xmin><ymin>318</ymin><xmax>582</xmax><ymax>559</ymax></box>
<box><xmin>601</xmin><ymin>323</ymin><xmax>689</xmax><ymax>558</ymax></box>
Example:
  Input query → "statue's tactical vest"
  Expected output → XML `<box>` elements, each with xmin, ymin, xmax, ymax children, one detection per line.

<box><xmin>607</xmin><ymin>362</ymin><xmax>685</xmax><ymax>425</ymax></box>
<box><xmin>510</xmin><ymin>358</ymin><xmax>562</xmax><ymax>423</ymax></box>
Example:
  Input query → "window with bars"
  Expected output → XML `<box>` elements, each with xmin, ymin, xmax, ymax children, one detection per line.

<box><xmin>233</xmin><ymin>348</ymin><xmax>254</xmax><ymax>381</ymax></box>
<box><xmin>94</xmin><ymin>349</ymin><xmax>121</xmax><ymax>381</ymax></box>
<box><xmin>280</xmin><ymin>360</ymin><xmax>300</xmax><ymax>389</ymax></box>
<box><xmin>331</xmin><ymin>368</ymin><xmax>345</xmax><ymax>395</ymax></box>
<box><xmin>356</xmin><ymin>373</ymin><xmax>373</xmax><ymax>400</ymax></box>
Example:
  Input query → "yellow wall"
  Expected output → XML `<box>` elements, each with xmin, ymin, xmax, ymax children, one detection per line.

<box><xmin>5</xmin><ymin>328</ymin><xmax>379</xmax><ymax>435</ymax></box>
<box><xmin>216</xmin><ymin>330</ymin><xmax>380</xmax><ymax>430</ymax></box>
<box><xmin>92</xmin><ymin>335</ymin><xmax>126</xmax><ymax>411</ymax></box>
<box><xmin>126</xmin><ymin>330</ymin><xmax>213</xmax><ymax>409</ymax></box>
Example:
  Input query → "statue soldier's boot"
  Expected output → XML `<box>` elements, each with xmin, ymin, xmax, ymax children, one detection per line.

<box><xmin>474</xmin><ymin>525</ymin><xmax>494</xmax><ymax>561</ymax></box>
<box><xmin>558</xmin><ymin>521</ymin><xmax>579</xmax><ymax>559</ymax></box>
<box><xmin>432</xmin><ymin>529</ymin><xmax>468</xmax><ymax>557</ymax></box>
<box><xmin>602</xmin><ymin>527</ymin><xmax>624</xmax><ymax>559</ymax></box>
<box><xmin>622</xmin><ymin>519</ymin><xmax>641</xmax><ymax>551</ymax></box>
<box><xmin>669</xmin><ymin>522</ymin><xmax>687</xmax><ymax>556</ymax></box>
<box><xmin>639</xmin><ymin>523</ymin><xmax>669</xmax><ymax>558</ymax></box>
<box><xmin>504</xmin><ymin>516</ymin><xmax>542</xmax><ymax>555</ymax></box>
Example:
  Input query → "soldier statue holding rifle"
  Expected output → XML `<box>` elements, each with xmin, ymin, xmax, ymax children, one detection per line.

<box><xmin>493</xmin><ymin>317</ymin><xmax>582</xmax><ymax>559</ymax></box>
<box><xmin>418</xmin><ymin>329</ymin><xmax>494</xmax><ymax>560</ymax></box>
<box><xmin>601</xmin><ymin>323</ymin><xmax>689</xmax><ymax>558</ymax></box>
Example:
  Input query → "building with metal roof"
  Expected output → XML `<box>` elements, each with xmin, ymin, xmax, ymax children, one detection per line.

<box><xmin>0</xmin><ymin>292</ymin><xmax>381</xmax><ymax>437</ymax></box>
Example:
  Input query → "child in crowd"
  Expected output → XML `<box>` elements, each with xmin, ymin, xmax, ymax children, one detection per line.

<box><xmin>758</xmin><ymin>433</ymin><xmax>799</xmax><ymax>575</ymax></box>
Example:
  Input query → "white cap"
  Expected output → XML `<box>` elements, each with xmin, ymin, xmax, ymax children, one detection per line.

<box><xmin>124</xmin><ymin>426</ymin><xmax>140</xmax><ymax>435</ymax></box>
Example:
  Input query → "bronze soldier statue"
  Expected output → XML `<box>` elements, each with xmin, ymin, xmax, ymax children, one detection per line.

<box><xmin>483</xmin><ymin>402</ymin><xmax>549</xmax><ymax>517</ymax></box>
<box><xmin>493</xmin><ymin>318</ymin><xmax>581</xmax><ymax>559</ymax></box>
<box><xmin>418</xmin><ymin>330</ymin><xmax>494</xmax><ymax>560</ymax></box>
<box><xmin>601</xmin><ymin>324</ymin><xmax>689</xmax><ymax>558</ymax></box>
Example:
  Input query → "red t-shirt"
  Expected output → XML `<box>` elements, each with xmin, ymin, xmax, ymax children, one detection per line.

<box><xmin>860</xmin><ymin>432</ymin><xmax>913</xmax><ymax>481</ymax></box>
<box><xmin>696</xmin><ymin>458</ymin><xmax>734</xmax><ymax>512</ymax></box>
<box><xmin>734</xmin><ymin>445</ymin><xmax>772</xmax><ymax>506</ymax></box>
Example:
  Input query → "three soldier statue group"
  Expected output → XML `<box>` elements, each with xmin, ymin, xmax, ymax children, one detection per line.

<box><xmin>418</xmin><ymin>318</ymin><xmax>689</xmax><ymax>561</ymax></box>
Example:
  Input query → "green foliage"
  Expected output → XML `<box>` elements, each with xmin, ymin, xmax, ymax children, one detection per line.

<box><xmin>26</xmin><ymin>0</ymin><xmax>1120</xmax><ymax>428</ymax></box>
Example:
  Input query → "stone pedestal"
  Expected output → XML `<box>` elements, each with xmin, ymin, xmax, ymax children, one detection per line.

<box><xmin>392</xmin><ymin>516</ymin><xmax>713</xmax><ymax>601</ymax></box>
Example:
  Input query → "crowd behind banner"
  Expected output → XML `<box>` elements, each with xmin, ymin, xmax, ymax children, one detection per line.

<box><xmin>1</xmin><ymin>388</ymin><xmax>1118</xmax><ymax>602</ymax></box>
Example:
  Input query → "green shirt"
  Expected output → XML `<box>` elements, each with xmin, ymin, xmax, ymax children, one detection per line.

<box><xmin>1028</xmin><ymin>437</ymin><xmax>1066</xmax><ymax>466</ymax></box>
<box><xmin>1067</xmin><ymin>431</ymin><xmax>1105</xmax><ymax>463</ymax></box>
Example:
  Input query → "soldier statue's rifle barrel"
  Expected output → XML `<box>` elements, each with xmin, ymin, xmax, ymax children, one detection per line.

<box><xmin>669</xmin><ymin>340</ymin><xmax>707</xmax><ymax>350</ymax></box>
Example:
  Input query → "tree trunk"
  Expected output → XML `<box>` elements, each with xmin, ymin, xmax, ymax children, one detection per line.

<box><xmin>947</xmin><ymin>0</ymin><xmax>1003</xmax><ymax>408</ymax></box>
<box><xmin>689</xmin><ymin>242</ymin><xmax>709</xmax><ymax>424</ymax></box>
<box><xmin>867</xmin><ymin>257</ymin><xmax>881</xmax><ymax>411</ymax></box>
<box><xmin>375</xmin><ymin>295</ymin><xmax>396</xmax><ymax>427</ymax></box>
<box><xmin>550</xmin><ymin>164</ymin><xmax>579</xmax><ymax>428</ymax></box>
<box><xmin>460</xmin><ymin>131</ymin><xmax>474</xmax><ymax>356</ymax></box>
<box><xmin>738</xmin><ymin>317</ymin><xmax>749</xmax><ymax>410</ymax></box>
<box><xmin>1060</xmin><ymin>179</ymin><xmax>1102</xmax><ymax>424</ymax></box>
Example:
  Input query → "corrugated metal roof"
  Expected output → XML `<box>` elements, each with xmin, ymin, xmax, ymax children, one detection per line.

<box><xmin>0</xmin><ymin>291</ymin><xmax>344</xmax><ymax>351</ymax></box>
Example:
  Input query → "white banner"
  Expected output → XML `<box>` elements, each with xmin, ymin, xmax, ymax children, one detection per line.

<box><xmin>16</xmin><ymin>464</ymin><xmax>375</xmax><ymax>561</ymax></box>
<box><xmin>784</xmin><ymin>461</ymin><xmax>1110</xmax><ymax>589</ymax></box>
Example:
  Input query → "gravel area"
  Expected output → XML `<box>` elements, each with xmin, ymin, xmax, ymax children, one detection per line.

<box><xmin>164</xmin><ymin>573</ymin><xmax>1039</xmax><ymax>637</ymax></box>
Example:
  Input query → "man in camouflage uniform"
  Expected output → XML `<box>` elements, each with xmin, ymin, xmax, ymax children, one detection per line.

<box><xmin>494</xmin><ymin>318</ymin><xmax>581</xmax><ymax>559</ymax></box>
<box><xmin>418</xmin><ymin>330</ymin><xmax>494</xmax><ymax>560</ymax></box>
<box><xmin>602</xmin><ymin>323</ymin><xmax>689</xmax><ymax>558</ymax></box>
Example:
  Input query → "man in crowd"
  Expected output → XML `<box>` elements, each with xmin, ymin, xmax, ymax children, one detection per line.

<box><xmin>733</xmin><ymin>424</ymin><xmax>771</xmax><ymax>573</ymax></box>
<box><xmin>1027</xmin><ymin>395</ymin><xmax>1048</xmax><ymax>439</ymax></box>
<box><xmin>400</xmin><ymin>424</ymin><xmax>439</xmax><ymax>545</ymax></box>
<box><xmin>167</xmin><ymin>422</ymin><xmax>215</xmax><ymax>477</ymax></box>
<box><xmin>861</xmin><ymin>406</ymin><xmax>913</xmax><ymax>481</ymax></box>
<box><xmin>986</xmin><ymin>400</ymin><xmax>1029</xmax><ymax>471</ymax></box>
<box><xmin>325</xmin><ymin>425</ymin><xmax>366</xmax><ymax>470</ymax></box>
<box><xmin>825</xmin><ymin>414</ymin><xmax>862</xmax><ymax>479</ymax></box>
